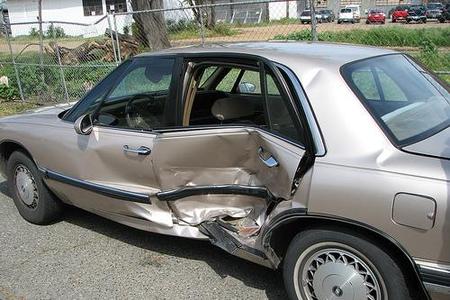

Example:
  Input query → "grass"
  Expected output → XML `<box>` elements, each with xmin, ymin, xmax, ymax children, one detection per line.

<box><xmin>0</xmin><ymin>101</ymin><xmax>39</xmax><ymax>117</ymax></box>
<box><xmin>169</xmin><ymin>23</ymin><xmax>239</xmax><ymax>40</ymax></box>
<box><xmin>273</xmin><ymin>27</ymin><xmax>450</xmax><ymax>47</ymax></box>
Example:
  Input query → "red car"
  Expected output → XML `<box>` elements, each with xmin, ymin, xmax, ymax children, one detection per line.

<box><xmin>366</xmin><ymin>8</ymin><xmax>386</xmax><ymax>24</ymax></box>
<box><xmin>392</xmin><ymin>5</ymin><xmax>409</xmax><ymax>22</ymax></box>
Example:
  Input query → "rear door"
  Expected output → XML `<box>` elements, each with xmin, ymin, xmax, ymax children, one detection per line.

<box><xmin>150</xmin><ymin>57</ymin><xmax>309</xmax><ymax>226</ymax></box>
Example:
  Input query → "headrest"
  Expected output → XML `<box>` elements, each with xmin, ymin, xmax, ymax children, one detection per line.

<box><xmin>211</xmin><ymin>98</ymin><xmax>255</xmax><ymax>121</ymax></box>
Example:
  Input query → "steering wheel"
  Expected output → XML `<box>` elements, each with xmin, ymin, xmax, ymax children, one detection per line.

<box><xmin>125</xmin><ymin>93</ymin><xmax>155</xmax><ymax>129</ymax></box>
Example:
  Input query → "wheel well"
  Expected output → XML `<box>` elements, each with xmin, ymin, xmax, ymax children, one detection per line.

<box><xmin>266</xmin><ymin>217</ymin><xmax>428</xmax><ymax>300</ymax></box>
<box><xmin>0</xmin><ymin>141</ymin><xmax>33</xmax><ymax>177</ymax></box>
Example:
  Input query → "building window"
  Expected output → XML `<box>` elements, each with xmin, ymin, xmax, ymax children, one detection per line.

<box><xmin>340</xmin><ymin>0</ymin><xmax>362</xmax><ymax>5</ymax></box>
<box><xmin>106</xmin><ymin>0</ymin><xmax>128</xmax><ymax>13</ymax></box>
<box><xmin>83</xmin><ymin>0</ymin><xmax>103</xmax><ymax>16</ymax></box>
<box><xmin>315</xmin><ymin>0</ymin><xmax>327</xmax><ymax>8</ymax></box>
<box><xmin>375</xmin><ymin>0</ymin><xmax>408</xmax><ymax>5</ymax></box>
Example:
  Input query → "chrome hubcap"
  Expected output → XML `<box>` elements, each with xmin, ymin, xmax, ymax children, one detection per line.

<box><xmin>295</xmin><ymin>243</ymin><xmax>385</xmax><ymax>300</ymax></box>
<box><xmin>15</xmin><ymin>164</ymin><xmax>38</xmax><ymax>208</ymax></box>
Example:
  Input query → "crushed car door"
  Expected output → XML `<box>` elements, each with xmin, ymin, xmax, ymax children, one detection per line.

<box><xmin>150</xmin><ymin>58</ymin><xmax>309</xmax><ymax>231</ymax></box>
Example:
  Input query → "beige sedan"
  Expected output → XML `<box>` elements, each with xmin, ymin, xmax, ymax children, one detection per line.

<box><xmin>0</xmin><ymin>42</ymin><xmax>449</xmax><ymax>300</ymax></box>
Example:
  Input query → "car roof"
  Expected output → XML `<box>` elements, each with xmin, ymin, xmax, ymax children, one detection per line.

<box><xmin>138</xmin><ymin>42</ymin><xmax>396</xmax><ymax>71</ymax></box>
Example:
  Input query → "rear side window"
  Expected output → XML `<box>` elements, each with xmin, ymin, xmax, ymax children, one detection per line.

<box><xmin>342</xmin><ymin>54</ymin><xmax>450</xmax><ymax>146</ymax></box>
<box><xmin>189</xmin><ymin>65</ymin><xmax>303</xmax><ymax>144</ymax></box>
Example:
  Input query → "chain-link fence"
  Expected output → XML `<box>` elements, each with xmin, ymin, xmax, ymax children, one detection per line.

<box><xmin>0</xmin><ymin>0</ymin><xmax>449</xmax><ymax>104</ymax></box>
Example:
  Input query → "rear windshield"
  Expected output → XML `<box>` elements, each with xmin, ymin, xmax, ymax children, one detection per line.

<box><xmin>369</xmin><ymin>9</ymin><xmax>383</xmax><ymax>13</ymax></box>
<box><xmin>427</xmin><ymin>3</ymin><xmax>442</xmax><ymax>9</ymax></box>
<box><xmin>342</xmin><ymin>54</ymin><xmax>450</xmax><ymax>146</ymax></box>
<box><xmin>301</xmin><ymin>11</ymin><xmax>311</xmax><ymax>16</ymax></box>
<box><xmin>395</xmin><ymin>5</ymin><xmax>409</xmax><ymax>10</ymax></box>
<box><xmin>340</xmin><ymin>8</ymin><xmax>352</xmax><ymax>13</ymax></box>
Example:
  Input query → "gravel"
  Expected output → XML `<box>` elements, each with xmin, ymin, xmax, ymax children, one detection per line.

<box><xmin>0</xmin><ymin>177</ymin><xmax>287</xmax><ymax>300</ymax></box>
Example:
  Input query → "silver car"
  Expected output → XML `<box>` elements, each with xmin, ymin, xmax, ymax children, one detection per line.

<box><xmin>0</xmin><ymin>42</ymin><xmax>449</xmax><ymax>300</ymax></box>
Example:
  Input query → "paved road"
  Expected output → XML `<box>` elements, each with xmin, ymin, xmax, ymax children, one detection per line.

<box><xmin>0</xmin><ymin>177</ymin><xmax>287</xmax><ymax>300</ymax></box>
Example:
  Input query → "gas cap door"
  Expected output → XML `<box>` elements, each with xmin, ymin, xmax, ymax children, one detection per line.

<box><xmin>392</xmin><ymin>193</ymin><xmax>436</xmax><ymax>230</ymax></box>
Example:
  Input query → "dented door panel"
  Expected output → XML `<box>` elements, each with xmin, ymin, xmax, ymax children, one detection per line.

<box><xmin>151</xmin><ymin>126</ymin><xmax>305</xmax><ymax>229</ymax></box>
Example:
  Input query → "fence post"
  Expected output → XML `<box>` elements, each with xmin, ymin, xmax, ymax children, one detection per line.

<box><xmin>107</xmin><ymin>14</ymin><xmax>119</xmax><ymax>65</ymax></box>
<box><xmin>113</xmin><ymin>14</ymin><xmax>122</xmax><ymax>63</ymax></box>
<box><xmin>3</xmin><ymin>19</ymin><xmax>25</xmax><ymax>102</ymax></box>
<box><xmin>37</xmin><ymin>0</ymin><xmax>45</xmax><ymax>98</ymax></box>
<box><xmin>199</xmin><ymin>7</ymin><xmax>206</xmax><ymax>46</ymax></box>
<box><xmin>309</xmin><ymin>0</ymin><xmax>318</xmax><ymax>41</ymax></box>
<box><xmin>51</xmin><ymin>22</ymin><xmax>69</xmax><ymax>103</ymax></box>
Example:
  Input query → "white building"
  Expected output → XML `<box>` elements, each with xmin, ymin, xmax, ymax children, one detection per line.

<box><xmin>5</xmin><ymin>0</ymin><xmax>134</xmax><ymax>37</ymax></box>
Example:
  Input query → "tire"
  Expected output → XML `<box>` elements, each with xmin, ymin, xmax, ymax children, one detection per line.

<box><xmin>392</xmin><ymin>18</ymin><xmax>396</xmax><ymax>23</ymax></box>
<box><xmin>366</xmin><ymin>20</ymin><xmax>370</xmax><ymax>24</ymax></box>
<box><xmin>7</xmin><ymin>151</ymin><xmax>63</xmax><ymax>224</ymax></box>
<box><xmin>283</xmin><ymin>228</ymin><xmax>411</xmax><ymax>300</ymax></box>
<box><xmin>337</xmin><ymin>20</ymin><xmax>342</xmax><ymax>24</ymax></box>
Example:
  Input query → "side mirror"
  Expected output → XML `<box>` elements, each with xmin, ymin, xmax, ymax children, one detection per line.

<box><xmin>238</xmin><ymin>82</ymin><xmax>256</xmax><ymax>93</ymax></box>
<box><xmin>74</xmin><ymin>114</ymin><xmax>93</xmax><ymax>135</ymax></box>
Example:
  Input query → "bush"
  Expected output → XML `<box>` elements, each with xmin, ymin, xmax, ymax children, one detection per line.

<box><xmin>46</xmin><ymin>24</ymin><xmax>66</xmax><ymax>38</ymax></box>
<box><xmin>0</xmin><ymin>84</ymin><xmax>19</xmax><ymax>101</ymax></box>
<box><xmin>29</xmin><ymin>28</ymin><xmax>40</xmax><ymax>38</ymax></box>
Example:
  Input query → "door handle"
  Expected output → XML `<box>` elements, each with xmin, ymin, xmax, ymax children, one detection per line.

<box><xmin>258</xmin><ymin>147</ymin><xmax>279</xmax><ymax>168</ymax></box>
<box><xmin>123</xmin><ymin>145</ymin><xmax>151</xmax><ymax>155</ymax></box>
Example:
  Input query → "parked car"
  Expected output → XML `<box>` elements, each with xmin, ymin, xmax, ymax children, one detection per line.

<box><xmin>345</xmin><ymin>4</ymin><xmax>362</xmax><ymax>22</ymax></box>
<box><xmin>406</xmin><ymin>7</ymin><xmax>427</xmax><ymax>23</ymax></box>
<box><xmin>437</xmin><ymin>3</ymin><xmax>450</xmax><ymax>22</ymax></box>
<box><xmin>392</xmin><ymin>5</ymin><xmax>410</xmax><ymax>22</ymax></box>
<box><xmin>318</xmin><ymin>9</ymin><xmax>335</xmax><ymax>22</ymax></box>
<box><xmin>338</xmin><ymin>8</ymin><xmax>356</xmax><ymax>23</ymax></box>
<box><xmin>1</xmin><ymin>42</ymin><xmax>449</xmax><ymax>300</ymax></box>
<box><xmin>426</xmin><ymin>2</ymin><xmax>444</xmax><ymax>20</ymax></box>
<box><xmin>366</xmin><ymin>8</ymin><xmax>386</xmax><ymax>24</ymax></box>
<box><xmin>299</xmin><ymin>10</ymin><xmax>322</xmax><ymax>24</ymax></box>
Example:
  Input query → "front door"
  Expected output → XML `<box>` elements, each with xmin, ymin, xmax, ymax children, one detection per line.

<box><xmin>43</xmin><ymin>56</ymin><xmax>180</xmax><ymax>227</ymax></box>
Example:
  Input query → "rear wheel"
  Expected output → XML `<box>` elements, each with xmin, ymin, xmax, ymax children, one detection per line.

<box><xmin>283</xmin><ymin>229</ymin><xmax>411</xmax><ymax>300</ymax></box>
<box><xmin>7</xmin><ymin>151</ymin><xmax>63</xmax><ymax>224</ymax></box>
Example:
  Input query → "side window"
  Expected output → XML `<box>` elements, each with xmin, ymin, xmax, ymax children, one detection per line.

<box><xmin>187</xmin><ymin>64</ymin><xmax>303</xmax><ymax>144</ymax></box>
<box><xmin>265</xmin><ymin>72</ymin><xmax>302</xmax><ymax>143</ymax></box>
<box><xmin>237</xmin><ymin>70</ymin><xmax>261</xmax><ymax>94</ymax></box>
<box><xmin>96</xmin><ymin>57</ymin><xmax>175</xmax><ymax>130</ymax></box>
<box><xmin>216</xmin><ymin>69</ymin><xmax>240</xmax><ymax>92</ymax></box>
<box><xmin>63</xmin><ymin>60</ymin><xmax>131</xmax><ymax>122</ymax></box>
<box><xmin>199</xmin><ymin>66</ymin><xmax>218</xmax><ymax>87</ymax></box>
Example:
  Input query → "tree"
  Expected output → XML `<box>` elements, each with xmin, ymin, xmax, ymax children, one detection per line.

<box><xmin>130</xmin><ymin>0</ymin><xmax>171</xmax><ymax>50</ymax></box>
<box><xmin>184</xmin><ymin>0</ymin><xmax>216</xmax><ymax>29</ymax></box>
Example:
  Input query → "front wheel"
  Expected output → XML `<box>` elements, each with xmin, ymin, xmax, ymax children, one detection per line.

<box><xmin>283</xmin><ymin>229</ymin><xmax>411</xmax><ymax>300</ymax></box>
<box><xmin>7</xmin><ymin>151</ymin><xmax>63</xmax><ymax>224</ymax></box>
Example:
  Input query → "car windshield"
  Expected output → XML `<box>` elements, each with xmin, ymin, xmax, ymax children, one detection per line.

<box><xmin>342</xmin><ymin>54</ymin><xmax>450</xmax><ymax>146</ymax></box>
<box><xmin>301</xmin><ymin>10</ymin><xmax>311</xmax><ymax>16</ymax></box>
<box><xmin>341</xmin><ymin>8</ymin><xmax>352</xmax><ymax>13</ymax></box>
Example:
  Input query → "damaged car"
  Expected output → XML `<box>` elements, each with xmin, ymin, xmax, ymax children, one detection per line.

<box><xmin>0</xmin><ymin>42</ymin><xmax>449</xmax><ymax>300</ymax></box>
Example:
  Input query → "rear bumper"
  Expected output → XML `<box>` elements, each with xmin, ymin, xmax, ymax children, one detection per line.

<box><xmin>415</xmin><ymin>260</ymin><xmax>450</xmax><ymax>299</ymax></box>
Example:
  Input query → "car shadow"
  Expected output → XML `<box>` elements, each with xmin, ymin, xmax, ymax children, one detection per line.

<box><xmin>0</xmin><ymin>179</ymin><xmax>287</xmax><ymax>300</ymax></box>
